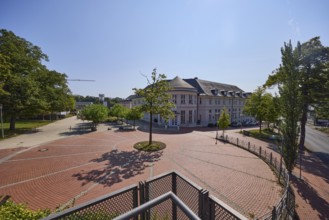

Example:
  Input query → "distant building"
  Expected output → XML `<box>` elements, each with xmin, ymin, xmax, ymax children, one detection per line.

<box><xmin>126</xmin><ymin>76</ymin><xmax>252</xmax><ymax>127</ymax></box>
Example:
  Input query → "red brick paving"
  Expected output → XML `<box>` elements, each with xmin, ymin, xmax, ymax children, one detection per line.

<box><xmin>0</xmin><ymin>147</ymin><xmax>27</xmax><ymax>159</ymax></box>
<box><xmin>0</xmin><ymin>128</ymin><xmax>282</xmax><ymax>219</ymax></box>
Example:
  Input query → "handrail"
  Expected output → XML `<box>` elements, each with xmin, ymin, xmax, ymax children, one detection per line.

<box><xmin>113</xmin><ymin>191</ymin><xmax>201</xmax><ymax>220</ymax></box>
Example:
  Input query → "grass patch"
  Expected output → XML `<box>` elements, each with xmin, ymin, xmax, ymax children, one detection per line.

<box><xmin>1</xmin><ymin>120</ymin><xmax>52</xmax><ymax>140</ymax></box>
<box><xmin>245</xmin><ymin>128</ymin><xmax>282</xmax><ymax>143</ymax></box>
<box><xmin>315</xmin><ymin>127</ymin><xmax>329</xmax><ymax>135</ymax></box>
<box><xmin>134</xmin><ymin>141</ymin><xmax>166</xmax><ymax>152</ymax></box>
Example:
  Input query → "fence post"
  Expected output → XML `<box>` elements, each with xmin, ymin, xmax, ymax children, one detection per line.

<box><xmin>237</xmin><ymin>138</ymin><xmax>239</xmax><ymax>146</ymax></box>
<box><xmin>138</xmin><ymin>182</ymin><xmax>145</xmax><ymax>220</ymax></box>
<box><xmin>133</xmin><ymin>186</ymin><xmax>139</xmax><ymax>220</ymax></box>
<box><xmin>209</xmin><ymin>198</ymin><xmax>215</xmax><ymax>220</ymax></box>
<box><xmin>199</xmin><ymin>190</ymin><xmax>209</xmax><ymax>219</ymax></box>
<box><xmin>226</xmin><ymin>135</ymin><xmax>228</xmax><ymax>141</ymax></box>
<box><xmin>270</xmin><ymin>152</ymin><xmax>272</xmax><ymax>164</ymax></box>
<box><xmin>259</xmin><ymin>146</ymin><xmax>262</xmax><ymax>157</ymax></box>
<box><xmin>279</xmin><ymin>159</ymin><xmax>282</xmax><ymax>183</ymax></box>
<box><xmin>271</xmin><ymin>206</ymin><xmax>277</xmax><ymax>220</ymax></box>
<box><xmin>248</xmin><ymin>142</ymin><xmax>250</xmax><ymax>151</ymax></box>
<box><xmin>172</xmin><ymin>173</ymin><xmax>177</xmax><ymax>220</ymax></box>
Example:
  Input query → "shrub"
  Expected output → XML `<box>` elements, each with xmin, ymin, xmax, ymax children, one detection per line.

<box><xmin>0</xmin><ymin>196</ymin><xmax>50</xmax><ymax>219</ymax></box>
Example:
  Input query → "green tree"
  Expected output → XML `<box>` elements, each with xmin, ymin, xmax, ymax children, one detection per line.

<box><xmin>81</xmin><ymin>104</ymin><xmax>109</xmax><ymax>130</ymax></box>
<box><xmin>133</xmin><ymin>68</ymin><xmax>175</xmax><ymax>145</ymax></box>
<box><xmin>265</xmin><ymin>37</ymin><xmax>329</xmax><ymax>150</ymax></box>
<box><xmin>126</xmin><ymin>106</ymin><xmax>143</xmax><ymax>129</ymax></box>
<box><xmin>0</xmin><ymin>29</ymin><xmax>74</xmax><ymax>128</ymax></box>
<box><xmin>109</xmin><ymin>104</ymin><xmax>128</xmax><ymax>122</ymax></box>
<box><xmin>278</xmin><ymin>41</ymin><xmax>302</xmax><ymax>174</ymax></box>
<box><xmin>217</xmin><ymin>108</ymin><xmax>230</xmax><ymax>137</ymax></box>
<box><xmin>31</xmin><ymin>68</ymin><xmax>75</xmax><ymax>120</ymax></box>
<box><xmin>243</xmin><ymin>87</ymin><xmax>276</xmax><ymax>133</ymax></box>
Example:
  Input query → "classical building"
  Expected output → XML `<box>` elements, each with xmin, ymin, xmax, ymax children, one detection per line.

<box><xmin>126</xmin><ymin>76</ymin><xmax>251</xmax><ymax>127</ymax></box>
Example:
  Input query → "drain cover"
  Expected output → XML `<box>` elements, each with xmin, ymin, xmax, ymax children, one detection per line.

<box><xmin>38</xmin><ymin>148</ymin><xmax>48</xmax><ymax>152</ymax></box>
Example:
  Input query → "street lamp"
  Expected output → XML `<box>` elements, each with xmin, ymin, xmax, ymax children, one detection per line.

<box><xmin>0</xmin><ymin>104</ymin><xmax>4</xmax><ymax>139</ymax></box>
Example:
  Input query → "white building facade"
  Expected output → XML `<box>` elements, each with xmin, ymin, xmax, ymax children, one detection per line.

<box><xmin>126</xmin><ymin>76</ymin><xmax>251</xmax><ymax>127</ymax></box>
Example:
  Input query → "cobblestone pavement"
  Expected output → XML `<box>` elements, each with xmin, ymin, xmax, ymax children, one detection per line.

<box><xmin>0</xmin><ymin>126</ymin><xmax>282</xmax><ymax>219</ymax></box>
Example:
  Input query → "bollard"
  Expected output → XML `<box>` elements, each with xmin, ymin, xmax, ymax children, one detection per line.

<box><xmin>259</xmin><ymin>146</ymin><xmax>262</xmax><ymax>157</ymax></box>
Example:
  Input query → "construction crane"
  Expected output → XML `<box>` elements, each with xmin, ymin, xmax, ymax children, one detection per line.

<box><xmin>68</xmin><ymin>79</ymin><xmax>95</xmax><ymax>82</ymax></box>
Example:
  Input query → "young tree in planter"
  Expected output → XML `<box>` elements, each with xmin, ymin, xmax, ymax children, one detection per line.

<box><xmin>81</xmin><ymin>104</ymin><xmax>109</xmax><ymax>130</ymax></box>
<box><xmin>133</xmin><ymin>68</ymin><xmax>175</xmax><ymax>145</ymax></box>
<box><xmin>217</xmin><ymin>108</ymin><xmax>230</xmax><ymax>137</ymax></box>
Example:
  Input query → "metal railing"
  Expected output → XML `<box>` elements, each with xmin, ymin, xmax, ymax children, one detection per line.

<box><xmin>43</xmin><ymin>184</ymin><xmax>138</xmax><ymax>220</ymax></box>
<box><xmin>113</xmin><ymin>192</ymin><xmax>201</xmax><ymax>220</ymax></box>
<box><xmin>44</xmin><ymin>171</ymin><xmax>247</xmax><ymax>220</ymax></box>
<box><xmin>221</xmin><ymin>135</ymin><xmax>295</xmax><ymax>220</ymax></box>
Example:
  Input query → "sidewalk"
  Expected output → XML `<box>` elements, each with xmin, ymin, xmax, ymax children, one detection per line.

<box><xmin>0</xmin><ymin>116</ymin><xmax>110</xmax><ymax>163</ymax></box>
<box><xmin>225</xmin><ymin>129</ymin><xmax>329</xmax><ymax>220</ymax></box>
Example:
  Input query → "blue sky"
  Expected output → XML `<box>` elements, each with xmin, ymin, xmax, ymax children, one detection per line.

<box><xmin>1</xmin><ymin>0</ymin><xmax>328</xmax><ymax>98</ymax></box>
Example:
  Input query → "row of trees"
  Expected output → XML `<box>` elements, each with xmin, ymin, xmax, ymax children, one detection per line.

<box><xmin>0</xmin><ymin>29</ymin><xmax>75</xmax><ymax>130</ymax></box>
<box><xmin>79</xmin><ymin>103</ymin><xmax>144</xmax><ymax>131</ymax></box>
<box><xmin>243</xmin><ymin>37</ymin><xmax>329</xmax><ymax>174</ymax></box>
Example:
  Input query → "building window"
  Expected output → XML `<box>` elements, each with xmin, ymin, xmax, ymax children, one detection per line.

<box><xmin>181</xmin><ymin>110</ymin><xmax>185</xmax><ymax>124</ymax></box>
<box><xmin>181</xmin><ymin>95</ymin><xmax>186</xmax><ymax>104</ymax></box>
<box><xmin>188</xmin><ymin>110</ymin><xmax>193</xmax><ymax>123</ymax></box>
<box><xmin>189</xmin><ymin>95</ymin><xmax>193</xmax><ymax>104</ymax></box>
<box><xmin>218</xmin><ymin>99</ymin><xmax>220</xmax><ymax>105</ymax></box>
<box><xmin>209</xmin><ymin>99</ymin><xmax>212</xmax><ymax>105</ymax></box>
<box><xmin>200</xmin><ymin>98</ymin><xmax>202</xmax><ymax>104</ymax></box>
<box><xmin>172</xmin><ymin>94</ymin><xmax>177</xmax><ymax>104</ymax></box>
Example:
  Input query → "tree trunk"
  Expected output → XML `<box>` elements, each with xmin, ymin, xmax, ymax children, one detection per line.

<box><xmin>299</xmin><ymin>103</ymin><xmax>308</xmax><ymax>150</ymax></box>
<box><xmin>259</xmin><ymin>120</ymin><xmax>262</xmax><ymax>133</ymax></box>
<box><xmin>149</xmin><ymin>112</ymin><xmax>153</xmax><ymax>145</ymax></box>
<box><xmin>9</xmin><ymin>115</ymin><xmax>16</xmax><ymax>130</ymax></box>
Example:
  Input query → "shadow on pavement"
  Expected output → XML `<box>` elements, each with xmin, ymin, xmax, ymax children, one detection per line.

<box><xmin>72</xmin><ymin>149</ymin><xmax>163</xmax><ymax>187</ymax></box>
<box><xmin>300</xmin><ymin>152</ymin><xmax>329</xmax><ymax>184</ymax></box>
<box><xmin>291</xmin><ymin>175</ymin><xmax>329</xmax><ymax>220</ymax></box>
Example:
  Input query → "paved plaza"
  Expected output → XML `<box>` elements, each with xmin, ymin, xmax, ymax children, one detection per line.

<box><xmin>0</xmin><ymin>117</ymin><xmax>328</xmax><ymax>219</ymax></box>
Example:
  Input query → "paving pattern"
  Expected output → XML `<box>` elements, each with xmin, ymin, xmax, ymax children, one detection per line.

<box><xmin>0</xmin><ymin>127</ymin><xmax>282</xmax><ymax>219</ymax></box>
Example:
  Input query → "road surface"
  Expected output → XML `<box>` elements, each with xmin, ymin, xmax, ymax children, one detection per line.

<box><xmin>305</xmin><ymin>125</ymin><xmax>329</xmax><ymax>164</ymax></box>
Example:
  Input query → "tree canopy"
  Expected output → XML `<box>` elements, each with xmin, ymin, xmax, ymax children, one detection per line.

<box><xmin>265</xmin><ymin>37</ymin><xmax>329</xmax><ymax>150</ymax></box>
<box><xmin>126</xmin><ymin>106</ymin><xmax>143</xmax><ymax>129</ymax></box>
<box><xmin>217</xmin><ymin>108</ymin><xmax>230</xmax><ymax>137</ymax></box>
<box><xmin>243</xmin><ymin>87</ymin><xmax>278</xmax><ymax>133</ymax></box>
<box><xmin>133</xmin><ymin>68</ymin><xmax>175</xmax><ymax>144</ymax></box>
<box><xmin>80</xmin><ymin>104</ymin><xmax>109</xmax><ymax>130</ymax></box>
<box><xmin>0</xmin><ymin>29</ymin><xmax>75</xmax><ymax>129</ymax></box>
<box><xmin>277</xmin><ymin>41</ymin><xmax>302</xmax><ymax>174</ymax></box>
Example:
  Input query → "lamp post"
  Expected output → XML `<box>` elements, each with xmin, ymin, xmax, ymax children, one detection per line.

<box><xmin>0</xmin><ymin>104</ymin><xmax>4</xmax><ymax>139</ymax></box>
